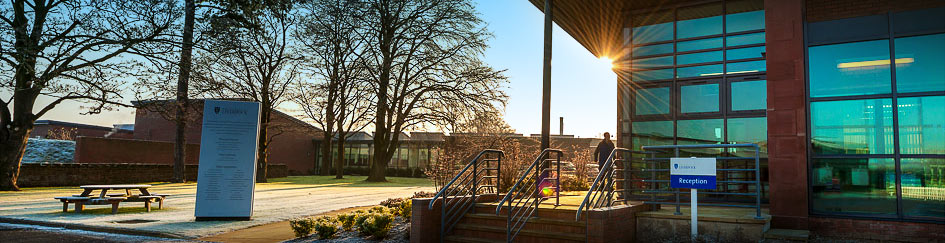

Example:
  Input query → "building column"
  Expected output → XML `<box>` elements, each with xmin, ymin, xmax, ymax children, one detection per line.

<box><xmin>540</xmin><ymin>0</ymin><xmax>553</xmax><ymax>150</ymax></box>
<box><xmin>764</xmin><ymin>0</ymin><xmax>809</xmax><ymax>230</ymax></box>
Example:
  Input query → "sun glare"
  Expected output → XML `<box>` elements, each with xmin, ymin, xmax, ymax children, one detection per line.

<box><xmin>599</xmin><ymin>57</ymin><xmax>614</xmax><ymax>69</ymax></box>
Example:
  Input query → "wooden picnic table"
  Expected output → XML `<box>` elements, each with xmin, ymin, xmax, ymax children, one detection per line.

<box><xmin>55</xmin><ymin>184</ymin><xmax>168</xmax><ymax>214</ymax></box>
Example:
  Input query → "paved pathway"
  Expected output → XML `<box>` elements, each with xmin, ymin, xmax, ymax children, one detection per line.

<box><xmin>0</xmin><ymin>178</ymin><xmax>431</xmax><ymax>239</ymax></box>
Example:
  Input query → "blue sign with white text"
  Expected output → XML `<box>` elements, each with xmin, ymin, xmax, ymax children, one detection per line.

<box><xmin>670</xmin><ymin>157</ymin><xmax>717</xmax><ymax>189</ymax></box>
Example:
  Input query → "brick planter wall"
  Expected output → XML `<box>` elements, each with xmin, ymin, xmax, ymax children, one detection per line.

<box><xmin>17</xmin><ymin>163</ymin><xmax>287</xmax><ymax>187</ymax></box>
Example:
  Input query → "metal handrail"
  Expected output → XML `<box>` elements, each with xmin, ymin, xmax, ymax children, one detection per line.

<box><xmin>575</xmin><ymin>147</ymin><xmax>634</xmax><ymax>221</ymax></box>
<box><xmin>637</xmin><ymin>143</ymin><xmax>764</xmax><ymax>219</ymax></box>
<box><xmin>427</xmin><ymin>149</ymin><xmax>504</xmax><ymax>241</ymax></box>
<box><xmin>495</xmin><ymin>148</ymin><xmax>563</xmax><ymax>243</ymax></box>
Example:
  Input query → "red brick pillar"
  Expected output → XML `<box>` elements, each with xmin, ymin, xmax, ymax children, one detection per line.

<box><xmin>410</xmin><ymin>198</ymin><xmax>441</xmax><ymax>243</ymax></box>
<box><xmin>764</xmin><ymin>0</ymin><xmax>810</xmax><ymax>230</ymax></box>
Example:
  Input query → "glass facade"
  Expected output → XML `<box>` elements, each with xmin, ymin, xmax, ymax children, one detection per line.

<box><xmin>807</xmin><ymin>13</ymin><xmax>944</xmax><ymax>220</ymax></box>
<box><xmin>623</xmin><ymin>0</ymin><xmax>768</xmax><ymax>202</ymax></box>
<box><xmin>316</xmin><ymin>140</ymin><xmax>439</xmax><ymax>171</ymax></box>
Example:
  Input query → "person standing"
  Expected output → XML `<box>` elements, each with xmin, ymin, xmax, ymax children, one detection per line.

<box><xmin>594</xmin><ymin>132</ymin><xmax>615</xmax><ymax>167</ymax></box>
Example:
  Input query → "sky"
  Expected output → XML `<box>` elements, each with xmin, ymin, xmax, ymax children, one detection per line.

<box><xmin>16</xmin><ymin>0</ymin><xmax>617</xmax><ymax>139</ymax></box>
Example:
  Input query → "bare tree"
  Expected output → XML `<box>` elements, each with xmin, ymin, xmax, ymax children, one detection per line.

<box><xmin>362</xmin><ymin>0</ymin><xmax>508</xmax><ymax>182</ymax></box>
<box><xmin>192</xmin><ymin>3</ymin><xmax>300</xmax><ymax>182</ymax></box>
<box><xmin>0</xmin><ymin>0</ymin><xmax>177</xmax><ymax>190</ymax></box>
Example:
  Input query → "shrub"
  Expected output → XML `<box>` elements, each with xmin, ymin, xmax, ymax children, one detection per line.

<box><xmin>289</xmin><ymin>217</ymin><xmax>316</xmax><ymax>237</ymax></box>
<box><xmin>357</xmin><ymin>213</ymin><xmax>394</xmax><ymax>238</ymax></box>
<box><xmin>560</xmin><ymin>175</ymin><xmax>590</xmax><ymax>191</ymax></box>
<box><xmin>411</xmin><ymin>191</ymin><xmax>435</xmax><ymax>199</ymax></box>
<box><xmin>336</xmin><ymin>213</ymin><xmax>359</xmax><ymax>231</ymax></box>
<box><xmin>368</xmin><ymin>206</ymin><xmax>389</xmax><ymax>214</ymax></box>
<box><xmin>397</xmin><ymin>200</ymin><xmax>412</xmax><ymax>221</ymax></box>
<box><xmin>313</xmin><ymin>216</ymin><xmax>340</xmax><ymax>239</ymax></box>
<box><xmin>379</xmin><ymin>197</ymin><xmax>405</xmax><ymax>208</ymax></box>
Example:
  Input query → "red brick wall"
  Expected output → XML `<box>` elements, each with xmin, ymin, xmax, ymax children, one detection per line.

<box><xmin>17</xmin><ymin>163</ymin><xmax>288</xmax><ymax>187</ymax></box>
<box><xmin>765</xmin><ymin>0</ymin><xmax>810</xmax><ymax>230</ymax></box>
<box><xmin>809</xmin><ymin>217</ymin><xmax>945</xmax><ymax>242</ymax></box>
<box><xmin>75</xmin><ymin>137</ymin><xmax>200</xmax><ymax>164</ymax></box>
<box><xmin>806</xmin><ymin>0</ymin><xmax>945</xmax><ymax>22</ymax></box>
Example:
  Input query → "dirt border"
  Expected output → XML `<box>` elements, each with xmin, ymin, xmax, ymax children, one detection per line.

<box><xmin>0</xmin><ymin>216</ymin><xmax>188</xmax><ymax>239</ymax></box>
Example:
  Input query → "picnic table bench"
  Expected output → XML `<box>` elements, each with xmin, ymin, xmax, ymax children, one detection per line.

<box><xmin>54</xmin><ymin>185</ymin><xmax>169</xmax><ymax>214</ymax></box>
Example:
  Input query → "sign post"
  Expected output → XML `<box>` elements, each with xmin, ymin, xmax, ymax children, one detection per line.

<box><xmin>670</xmin><ymin>157</ymin><xmax>716</xmax><ymax>240</ymax></box>
<box><xmin>195</xmin><ymin>100</ymin><xmax>261</xmax><ymax>221</ymax></box>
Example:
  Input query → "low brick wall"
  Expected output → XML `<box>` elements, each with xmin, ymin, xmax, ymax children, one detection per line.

<box><xmin>809</xmin><ymin>217</ymin><xmax>945</xmax><ymax>242</ymax></box>
<box><xmin>74</xmin><ymin>137</ymin><xmax>200</xmax><ymax>164</ymax></box>
<box><xmin>586</xmin><ymin>204</ymin><xmax>652</xmax><ymax>243</ymax></box>
<box><xmin>17</xmin><ymin>163</ymin><xmax>287</xmax><ymax>187</ymax></box>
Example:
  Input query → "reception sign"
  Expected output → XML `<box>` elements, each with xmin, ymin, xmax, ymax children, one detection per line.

<box><xmin>195</xmin><ymin>100</ymin><xmax>261</xmax><ymax>220</ymax></box>
<box><xmin>670</xmin><ymin>157</ymin><xmax>717</xmax><ymax>190</ymax></box>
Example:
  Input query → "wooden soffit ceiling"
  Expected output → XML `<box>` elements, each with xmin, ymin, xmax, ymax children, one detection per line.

<box><xmin>526</xmin><ymin>0</ymin><xmax>627</xmax><ymax>59</ymax></box>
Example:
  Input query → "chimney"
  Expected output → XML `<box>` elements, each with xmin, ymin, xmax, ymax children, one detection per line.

<box><xmin>559</xmin><ymin>117</ymin><xmax>564</xmax><ymax>135</ymax></box>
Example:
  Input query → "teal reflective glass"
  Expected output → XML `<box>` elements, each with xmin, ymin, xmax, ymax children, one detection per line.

<box><xmin>731</xmin><ymin>80</ymin><xmax>767</xmax><ymax>111</ymax></box>
<box><xmin>677</xmin><ymin>64</ymin><xmax>723</xmax><ymax>78</ymax></box>
<box><xmin>895</xmin><ymin>33</ymin><xmax>945</xmax><ymax>93</ymax></box>
<box><xmin>897</xmin><ymin>96</ymin><xmax>945</xmax><ymax>154</ymax></box>
<box><xmin>631</xmin><ymin>68</ymin><xmax>674</xmax><ymax>81</ymax></box>
<box><xmin>811</xmin><ymin>99</ymin><xmax>894</xmax><ymax>155</ymax></box>
<box><xmin>901</xmin><ymin>158</ymin><xmax>945</xmax><ymax>219</ymax></box>
<box><xmin>727</xmin><ymin>46</ymin><xmax>766</xmax><ymax>60</ymax></box>
<box><xmin>727</xmin><ymin>32</ymin><xmax>765</xmax><ymax>46</ymax></box>
<box><xmin>632</xmin><ymin>56</ymin><xmax>674</xmax><ymax>69</ymax></box>
<box><xmin>635</xmin><ymin>87</ymin><xmax>671</xmax><ymax>115</ymax></box>
<box><xmin>681</xmin><ymin>84</ymin><xmax>720</xmax><ymax>113</ymax></box>
<box><xmin>726</xmin><ymin>10</ymin><xmax>765</xmax><ymax>33</ymax></box>
<box><xmin>809</xmin><ymin>40</ymin><xmax>892</xmax><ymax>97</ymax></box>
<box><xmin>678</xmin><ymin>119</ymin><xmax>725</xmax><ymax>155</ymax></box>
<box><xmin>678</xmin><ymin>16</ymin><xmax>723</xmax><ymax>39</ymax></box>
<box><xmin>727</xmin><ymin>60</ymin><xmax>767</xmax><ymax>73</ymax></box>
<box><xmin>678</xmin><ymin>51</ymin><xmax>723</xmax><ymax>65</ymax></box>
<box><xmin>811</xmin><ymin>158</ymin><xmax>897</xmax><ymax>216</ymax></box>
<box><xmin>632</xmin><ymin>22</ymin><xmax>674</xmax><ymax>44</ymax></box>
<box><xmin>632</xmin><ymin>43</ymin><xmax>674</xmax><ymax>57</ymax></box>
<box><xmin>727</xmin><ymin>117</ymin><xmax>768</xmax><ymax>157</ymax></box>
<box><xmin>677</xmin><ymin>38</ymin><xmax>723</xmax><ymax>52</ymax></box>
<box><xmin>631</xmin><ymin>121</ymin><xmax>674</xmax><ymax>151</ymax></box>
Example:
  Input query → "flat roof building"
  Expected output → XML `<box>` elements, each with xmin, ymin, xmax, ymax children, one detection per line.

<box><xmin>525</xmin><ymin>0</ymin><xmax>944</xmax><ymax>240</ymax></box>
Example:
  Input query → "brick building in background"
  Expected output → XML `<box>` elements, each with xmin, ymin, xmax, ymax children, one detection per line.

<box><xmin>30</xmin><ymin>120</ymin><xmax>133</xmax><ymax>140</ymax></box>
<box><xmin>74</xmin><ymin>99</ymin><xmax>323</xmax><ymax>175</ymax></box>
<box><xmin>518</xmin><ymin>0</ymin><xmax>943</xmax><ymax>241</ymax></box>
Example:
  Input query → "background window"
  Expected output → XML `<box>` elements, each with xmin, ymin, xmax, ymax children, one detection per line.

<box><xmin>731</xmin><ymin>80</ymin><xmax>767</xmax><ymax>111</ymax></box>
<box><xmin>677</xmin><ymin>119</ymin><xmax>724</xmax><ymax>155</ymax></box>
<box><xmin>811</xmin><ymin>99</ymin><xmax>894</xmax><ymax>155</ymax></box>
<box><xmin>894</xmin><ymin>33</ymin><xmax>945</xmax><ymax>93</ymax></box>
<box><xmin>811</xmin><ymin>158</ymin><xmax>897</xmax><ymax>216</ymax></box>
<box><xmin>727</xmin><ymin>117</ymin><xmax>768</xmax><ymax>157</ymax></box>
<box><xmin>809</xmin><ymin>40</ymin><xmax>892</xmax><ymax>97</ymax></box>
<box><xmin>677</xmin><ymin>3</ymin><xmax>723</xmax><ymax>39</ymax></box>
<box><xmin>897</xmin><ymin>96</ymin><xmax>945</xmax><ymax>155</ymax></box>
<box><xmin>681</xmin><ymin>83</ymin><xmax>720</xmax><ymax>113</ymax></box>
<box><xmin>635</xmin><ymin>87</ymin><xmax>671</xmax><ymax>115</ymax></box>
<box><xmin>901</xmin><ymin>158</ymin><xmax>945</xmax><ymax>218</ymax></box>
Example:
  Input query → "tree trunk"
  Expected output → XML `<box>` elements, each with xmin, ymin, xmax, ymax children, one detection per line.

<box><xmin>0</xmin><ymin>128</ymin><xmax>30</xmax><ymax>191</ymax></box>
<box><xmin>335</xmin><ymin>135</ymin><xmax>345</xmax><ymax>179</ymax></box>
<box><xmin>320</xmin><ymin>131</ymin><xmax>332</xmax><ymax>176</ymax></box>
<box><xmin>256</xmin><ymin>110</ymin><xmax>270</xmax><ymax>183</ymax></box>
<box><xmin>172</xmin><ymin>0</ymin><xmax>196</xmax><ymax>183</ymax></box>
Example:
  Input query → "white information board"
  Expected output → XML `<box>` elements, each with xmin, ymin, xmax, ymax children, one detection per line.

<box><xmin>195</xmin><ymin>100</ymin><xmax>261</xmax><ymax>220</ymax></box>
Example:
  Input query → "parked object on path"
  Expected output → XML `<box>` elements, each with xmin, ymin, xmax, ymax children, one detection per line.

<box><xmin>53</xmin><ymin>184</ymin><xmax>169</xmax><ymax>214</ymax></box>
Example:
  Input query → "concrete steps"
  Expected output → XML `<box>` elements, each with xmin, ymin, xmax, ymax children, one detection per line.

<box><xmin>763</xmin><ymin>229</ymin><xmax>810</xmax><ymax>242</ymax></box>
<box><xmin>443</xmin><ymin>203</ymin><xmax>587</xmax><ymax>243</ymax></box>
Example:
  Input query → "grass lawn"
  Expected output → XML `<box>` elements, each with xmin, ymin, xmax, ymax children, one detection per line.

<box><xmin>267</xmin><ymin>175</ymin><xmax>432</xmax><ymax>187</ymax></box>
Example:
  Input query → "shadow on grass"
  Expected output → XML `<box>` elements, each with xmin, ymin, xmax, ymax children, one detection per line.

<box><xmin>50</xmin><ymin>207</ymin><xmax>172</xmax><ymax>215</ymax></box>
<box><xmin>266</xmin><ymin>176</ymin><xmax>431</xmax><ymax>188</ymax></box>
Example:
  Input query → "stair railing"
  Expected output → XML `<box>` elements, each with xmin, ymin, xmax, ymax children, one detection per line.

<box><xmin>428</xmin><ymin>149</ymin><xmax>504</xmax><ymax>240</ymax></box>
<box><xmin>495</xmin><ymin>148</ymin><xmax>563</xmax><ymax>243</ymax></box>
<box><xmin>575</xmin><ymin>147</ymin><xmax>634</xmax><ymax>221</ymax></box>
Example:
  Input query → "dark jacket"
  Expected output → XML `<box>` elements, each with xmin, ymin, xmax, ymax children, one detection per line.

<box><xmin>594</xmin><ymin>139</ymin><xmax>615</xmax><ymax>167</ymax></box>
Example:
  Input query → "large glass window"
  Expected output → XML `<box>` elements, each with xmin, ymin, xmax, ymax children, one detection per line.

<box><xmin>806</xmin><ymin>13</ymin><xmax>944</xmax><ymax>221</ymax></box>
<box><xmin>894</xmin><ymin>33</ymin><xmax>945</xmax><ymax>93</ymax></box>
<box><xmin>678</xmin><ymin>64</ymin><xmax>723</xmax><ymax>78</ymax></box>
<box><xmin>680</xmin><ymin>83</ymin><xmax>720</xmax><ymax>113</ymax></box>
<box><xmin>809</xmin><ymin>40</ymin><xmax>892</xmax><ymax>97</ymax></box>
<box><xmin>811</xmin><ymin>99</ymin><xmax>894</xmax><ymax>155</ymax></box>
<box><xmin>811</xmin><ymin>158</ymin><xmax>897</xmax><ymax>216</ymax></box>
<box><xmin>678</xmin><ymin>38</ymin><xmax>723</xmax><ymax>52</ymax></box>
<box><xmin>635</xmin><ymin>87</ymin><xmax>671</xmax><ymax>115</ymax></box>
<box><xmin>631</xmin><ymin>121</ymin><xmax>673</xmax><ymax>151</ymax></box>
<box><xmin>731</xmin><ymin>80</ymin><xmax>766</xmax><ymax>111</ymax></box>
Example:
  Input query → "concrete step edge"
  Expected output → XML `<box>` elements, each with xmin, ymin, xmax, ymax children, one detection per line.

<box><xmin>764</xmin><ymin>229</ymin><xmax>810</xmax><ymax>241</ymax></box>
<box><xmin>444</xmin><ymin>235</ymin><xmax>505</xmax><ymax>243</ymax></box>
<box><xmin>464</xmin><ymin>213</ymin><xmax>587</xmax><ymax>227</ymax></box>
<box><xmin>454</xmin><ymin>223</ymin><xmax>586</xmax><ymax>241</ymax></box>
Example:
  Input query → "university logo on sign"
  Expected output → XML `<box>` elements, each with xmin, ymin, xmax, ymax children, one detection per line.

<box><xmin>670</xmin><ymin>157</ymin><xmax>717</xmax><ymax>190</ymax></box>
